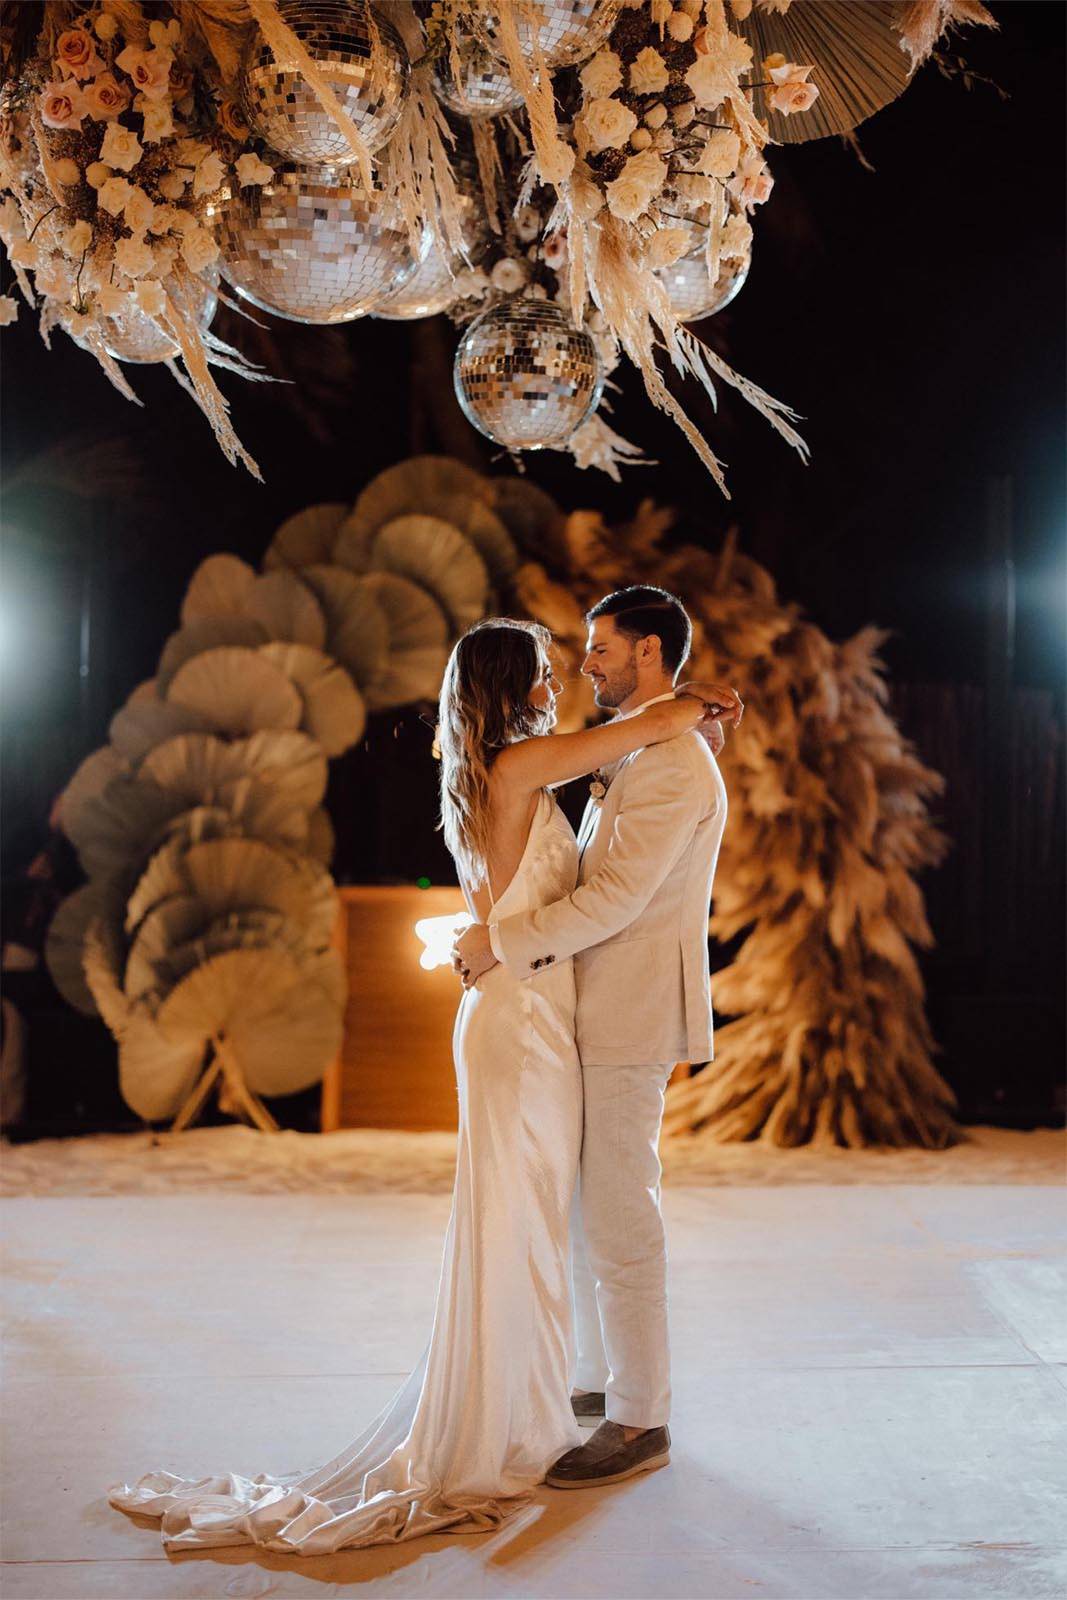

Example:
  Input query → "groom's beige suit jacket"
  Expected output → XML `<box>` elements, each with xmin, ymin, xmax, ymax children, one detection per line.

<box><xmin>492</xmin><ymin>702</ymin><xmax>728</xmax><ymax>1068</ymax></box>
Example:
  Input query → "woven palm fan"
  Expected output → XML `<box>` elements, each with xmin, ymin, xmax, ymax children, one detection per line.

<box><xmin>83</xmin><ymin>922</ymin><xmax>205</xmax><ymax>1120</ymax></box>
<box><xmin>298</xmin><ymin>565</ymin><xmax>390</xmax><ymax>692</ymax></box>
<box><xmin>136</xmin><ymin>908</ymin><xmax>306</xmax><ymax>1007</ymax></box>
<box><xmin>305</xmin><ymin>806</ymin><xmax>336</xmax><ymax>867</ymax></box>
<box><xmin>44</xmin><ymin>881</ymin><xmax>124</xmax><ymax>1016</ymax></box>
<box><xmin>488</xmin><ymin>476</ymin><xmax>568</xmax><ymax>566</ymax></box>
<box><xmin>371</xmin><ymin>516</ymin><xmax>489</xmax><ymax>635</ymax></box>
<box><xmin>356</xmin><ymin>572</ymin><xmax>451</xmax><ymax>711</ymax></box>
<box><xmin>181</xmin><ymin>553</ymin><xmax>258</xmax><ymax>624</ymax></box>
<box><xmin>109</xmin><ymin>695</ymin><xmax>215</xmax><ymax>765</ymax></box>
<box><xmin>58</xmin><ymin>746</ymin><xmax>129</xmax><ymax>840</ymax></box>
<box><xmin>337</xmin><ymin>456</ymin><xmax>491</xmax><ymax>566</ymax></box>
<box><xmin>181</xmin><ymin>835</ymin><xmax>337</xmax><ymax>946</ymax></box>
<box><xmin>738</xmin><ymin>0</ymin><xmax>911</xmax><ymax>144</ymax></box>
<box><xmin>246</xmin><ymin>570</ymin><xmax>327</xmax><ymax>649</ymax></box>
<box><xmin>65</xmin><ymin>775</ymin><xmax>191</xmax><ymax>881</ymax></box>
<box><xmin>230</xmin><ymin>728</ymin><xmax>328</xmax><ymax>812</ymax></box>
<box><xmin>258</xmin><ymin>642</ymin><xmax>366</xmax><ymax>756</ymax></box>
<box><xmin>140</xmin><ymin>731</ymin><xmax>253</xmax><ymax>804</ymax></box>
<box><xmin>215</xmin><ymin>773</ymin><xmax>310</xmax><ymax>852</ymax></box>
<box><xmin>127</xmin><ymin>678</ymin><xmax>159</xmax><ymax>704</ymax></box>
<box><xmin>263</xmin><ymin>503</ymin><xmax>348</xmax><ymax>572</ymax></box>
<box><xmin>433</xmin><ymin>493</ymin><xmax>519</xmax><ymax>587</ymax></box>
<box><xmin>157</xmin><ymin>617</ymin><xmax>270</xmax><ymax>695</ymax></box>
<box><xmin>157</xmin><ymin>944</ymin><xmax>345</xmax><ymax>1101</ymax></box>
<box><xmin>166</xmin><ymin>647</ymin><xmax>302</xmax><ymax>736</ymax></box>
<box><xmin>124</xmin><ymin>892</ymin><xmax>211</xmax><ymax>1003</ymax></box>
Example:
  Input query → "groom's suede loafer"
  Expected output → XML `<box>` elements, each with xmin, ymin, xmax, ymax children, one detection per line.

<box><xmin>570</xmin><ymin>1390</ymin><xmax>606</xmax><ymax>1421</ymax></box>
<box><xmin>546</xmin><ymin>1421</ymin><xmax>670</xmax><ymax>1488</ymax></box>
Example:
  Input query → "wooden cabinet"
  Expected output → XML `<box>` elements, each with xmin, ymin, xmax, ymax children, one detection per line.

<box><xmin>321</xmin><ymin>886</ymin><xmax>468</xmax><ymax>1133</ymax></box>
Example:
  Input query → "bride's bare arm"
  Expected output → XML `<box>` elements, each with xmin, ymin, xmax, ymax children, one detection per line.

<box><xmin>492</xmin><ymin>695</ymin><xmax>707</xmax><ymax>798</ymax></box>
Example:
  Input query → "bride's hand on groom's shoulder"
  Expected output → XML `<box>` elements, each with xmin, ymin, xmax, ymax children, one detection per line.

<box><xmin>674</xmin><ymin>680</ymin><xmax>744</xmax><ymax>728</ymax></box>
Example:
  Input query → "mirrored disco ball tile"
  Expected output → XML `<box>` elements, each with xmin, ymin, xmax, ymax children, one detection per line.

<box><xmin>454</xmin><ymin>300</ymin><xmax>603</xmax><ymax>450</ymax></box>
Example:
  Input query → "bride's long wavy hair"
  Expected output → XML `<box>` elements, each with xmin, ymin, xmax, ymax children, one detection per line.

<box><xmin>438</xmin><ymin>618</ymin><xmax>554</xmax><ymax>885</ymax></box>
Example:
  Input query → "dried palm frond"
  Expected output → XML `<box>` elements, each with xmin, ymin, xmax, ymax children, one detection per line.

<box><xmin>297</xmin><ymin>565</ymin><xmax>390</xmax><ymax>692</ymax></box>
<box><xmin>181</xmin><ymin>554</ymin><xmax>258</xmax><ymax>625</ymax></box>
<box><xmin>157</xmin><ymin>618</ymin><xmax>269</xmax><ymax>695</ymax></box>
<box><xmin>259</xmin><ymin>641</ymin><xmax>366</xmax><ymax>756</ymax></box>
<box><xmin>370</xmin><ymin>514</ymin><xmax>488</xmax><ymax>634</ymax></box>
<box><xmin>166</xmin><ymin>647</ymin><xmax>303</xmax><ymax>736</ymax></box>
<box><xmin>263</xmin><ymin>503</ymin><xmax>348</xmax><ymax>573</ymax></box>
<box><xmin>246</xmin><ymin>570</ymin><xmax>327</xmax><ymax>649</ymax></box>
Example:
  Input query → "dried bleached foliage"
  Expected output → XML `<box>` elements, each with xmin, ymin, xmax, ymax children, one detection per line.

<box><xmin>517</xmin><ymin>506</ymin><xmax>957</xmax><ymax>1149</ymax></box>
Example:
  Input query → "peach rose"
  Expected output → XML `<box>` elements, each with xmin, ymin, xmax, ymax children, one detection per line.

<box><xmin>218</xmin><ymin>98</ymin><xmax>250</xmax><ymax>141</ymax></box>
<box><xmin>56</xmin><ymin>27</ymin><xmax>102</xmax><ymax>82</ymax></box>
<box><xmin>699</xmin><ymin>127</ymin><xmax>741</xmax><ymax>177</ymax></box>
<box><xmin>83</xmin><ymin>72</ymin><xmax>131</xmax><ymax>122</ymax></box>
<box><xmin>115</xmin><ymin>44</ymin><xmax>174</xmax><ymax>101</ymax></box>
<box><xmin>40</xmin><ymin>79</ymin><xmax>87</xmax><ymax>131</ymax></box>
<box><xmin>766</xmin><ymin>61</ymin><xmax>818</xmax><ymax>116</ymax></box>
<box><xmin>727</xmin><ymin>151</ymin><xmax>773</xmax><ymax>207</ymax></box>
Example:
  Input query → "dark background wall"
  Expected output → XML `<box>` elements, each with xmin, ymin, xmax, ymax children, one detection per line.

<box><xmin>2</xmin><ymin>2</ymin><xmax>1063</xmax><ymax>1131</ymax></box>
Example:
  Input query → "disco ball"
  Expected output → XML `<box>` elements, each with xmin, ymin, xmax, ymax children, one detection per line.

<box><xmin>454</xmin><ymin>298</ymin><xmax>603</xmax><ymax>450</ymax></box>
<box><xmin>239</xmin><ymin>0</ymin><xmax>409</xmax><ymax>163</ymax></box>
<box><xmin>432</xmin><ymin>29</ymin><xmax>523</xmax><ymax>117</ymax></box>
<box><xmin>215</xmin><ymin>161</ymin><xmax>425</xmax><ymax>324</ymax></box>
<box><xmin>373</xmin><ymin>237</ymin><xmax>461</xmax><ymax>320</ymax></box>
<box><xmin>481</xmin><ymin>0</ymin><xmax>622</xmax><ymax>71</ymax></box>
<box><xmin>657</xmin><ymin>234</ymin><xmax>751</xmax><ymax>323</ymax></box>
<box><xmin>99</xmin><ymin>271</ymin><xmax>219</xmax><ymax>363</ymax></box>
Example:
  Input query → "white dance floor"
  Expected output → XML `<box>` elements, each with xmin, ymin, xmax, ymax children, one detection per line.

<box><xmin>2</xmin><ymin>1144</ymin><xmax>1065</xmax><ymax>1599</ymax></box>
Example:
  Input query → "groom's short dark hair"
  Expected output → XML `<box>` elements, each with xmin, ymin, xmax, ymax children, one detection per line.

<box><xmin>585</xmin><ymin>586</ymin><xmax>692</xmax><ymax>676</ymax></box>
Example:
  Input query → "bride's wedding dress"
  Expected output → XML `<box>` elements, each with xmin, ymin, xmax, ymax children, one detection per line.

<box><xmin>108</xmin><ymin>789</ymin><xmax>584</xmax><ymax>1553</ymax></box>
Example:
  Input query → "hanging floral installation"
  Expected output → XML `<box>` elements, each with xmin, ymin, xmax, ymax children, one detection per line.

<box><xmin>1</xmin><ymin>0</ymin><xmax>995</xmax><ymax>487</ymax></box>
<box><xmin>47</xmin><ymin>453</ymin><xmax>955</xmax><ymax>1146</ymax></box>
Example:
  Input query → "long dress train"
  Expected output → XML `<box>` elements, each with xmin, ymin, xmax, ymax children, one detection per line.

<box><xmin>107</xmin><ymin>790</ymin><xmax>584</xmax><ymax>1553</ymax></box>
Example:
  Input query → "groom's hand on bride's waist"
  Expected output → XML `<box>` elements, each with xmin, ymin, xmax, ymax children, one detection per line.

<box><xmin>452</xmin><ymin>923</ymin><xmax>498</xmax><ymax>988</ymax></box>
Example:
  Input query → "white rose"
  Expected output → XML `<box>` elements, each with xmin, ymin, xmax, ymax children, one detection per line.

<box><xmin>151</xmin><ymin>238</ymin><xmax>179</xmax><ymax>277</ymax></box>
<box><xmin>139</xmin><ymin>97</ymin><xmax>174</xmax><ymax>144</ymax></box>
<box><xmin>569</xmin><ymin>167</ymin><xmax>604</xmax><ymax>221</ymax></box>
<box><xmin>193</xmin><ymin>151</ymin><xmax>226</xmax><ymax>197</ymax></box>
<box><xmin>579</xmin><ymin>97</ymin><xmax>638</xmax><ymax>153</ymax></box>
<box><xmin>123</xmin><ymin>188</ymin><xmax>155</xmax><ymax>232</ymax></box>
<box><xmin>490</xmin><ymin>257</ymin><xmax>528</xmax><ymax>293</ymax></box>
<box><xmin>454</xmin><ymin>267</ymin><xmax>489</xmax><ymax>300</ymax></box>
<box><xmin>96</xmin><ymin>284</ymin><xmax>127</xmax><ymax>314</ymax></box>
<box><xmin>97</xmin><ymin>176</ymin><xmax>133</xmax><ymax>216</ymax></box>
<box><xmin>699</xmin><ymin>128</ymin><xmax>741</xmax><ymax>177</ymax></box>
<box><xmin>180</xmin><ymin>226</ymin><xmax>220</xmax><ymax>274</ymax></box>
<box><xmin>156</xmin><ymin>171</ymin><xmax>188</xmax><ymax>201</ymax></box>
<box><xmin>605</xmin><ymin>154</ymin><xmax>664</xmax><ymax>223</ymax></box>
<box><xmin>514</xmin><ymin>204</ymin><xmax>541</xmax><ymax>243</ymax></box>
<box><xmin>114</xmin><ymin>234</ymin><xmax>155</xmax><ymax>278</ymax></box>
<box><xmin>645</xmin><ymin>226</ymin><xmax>691</xmax><ymax>269</ymax></box>
<box><xmin>100</xmin><ymin>123</ymin><xmax>143</xmax><ymax>174</ymax></box>
<box><xmin>235</xmin><ymin>153</ymin><xmax>275</xmax><ymax>187</ymax></box>
<box><xmin>625</xmin><ymin>150</ymin><xmax>667</xmax><ymax>191</ymax></box>
<box><xmin>579</xmin><ymin>49</ymin><xmax>622</xmax><ymax>98</ymax></box>
<box><xmin>629</xmin><ymin>46</ymin><xmax>669</xmax><ymax>96</ymax></box>
<box><xmin>62</xmin><ymin>220</ymin><xmax>93</xmax><ymax>257</ymax></box>
<box><xmin>721</xmin><ymin>210</ymin><xmax>753</xmax><ymax>259</ymax></box>
<box><xmin>134</xmin><ymin>278</ymin><xmax>167</xmax><ymax>318</ymax></box>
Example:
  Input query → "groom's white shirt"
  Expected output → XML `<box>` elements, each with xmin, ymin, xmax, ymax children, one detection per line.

<box><xmin>489</xmin><ymin>691</ymin><xmax>727</xmax><ymax>1067</ymax></box>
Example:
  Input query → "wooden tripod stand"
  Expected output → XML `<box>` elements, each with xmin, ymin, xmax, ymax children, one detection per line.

<box><xmin>167</xmin><ymin>1034</ymin><xmax>280</xmax><ymax>1134</ymax></box>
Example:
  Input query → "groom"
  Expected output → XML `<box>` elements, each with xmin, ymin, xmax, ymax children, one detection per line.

<box><xmin>454</xmin><ymin>586</ymin><xmax>735</xmax><ymax>1489</ymax></box>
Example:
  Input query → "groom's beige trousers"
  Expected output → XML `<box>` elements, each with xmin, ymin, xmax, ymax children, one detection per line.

<box><xmin>570</xmin><ymin>1059</ymin><xmax>676</xmax><ymax>1430</ymax></box>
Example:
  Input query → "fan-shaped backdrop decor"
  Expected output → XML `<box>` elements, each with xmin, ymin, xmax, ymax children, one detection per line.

<box><xmin>50</xmin><ymin>453</ymin><xmax>952</xmax><ymax>1148</ymax></box>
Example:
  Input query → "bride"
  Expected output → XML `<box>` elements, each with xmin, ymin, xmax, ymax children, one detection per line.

<box><xmin>108</xmin><ymin>618</ymin><xmax>731</xmax><ymax>1554</ymax></box>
